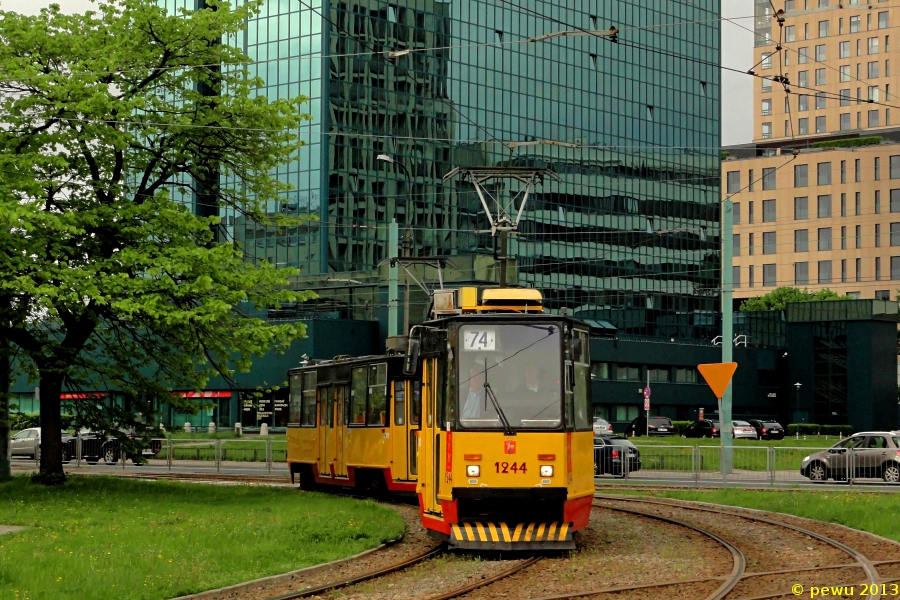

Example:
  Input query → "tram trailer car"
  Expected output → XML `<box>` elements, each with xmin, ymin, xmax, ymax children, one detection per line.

<box><xmin>286</xmin><ymin>355</ymin><xmax>422</xmax><ymax>494</ymax></box>
<box><xmin>407</xmin><ymin>287</ymin><xmax>594</xmax><ymax>551</ymax></box>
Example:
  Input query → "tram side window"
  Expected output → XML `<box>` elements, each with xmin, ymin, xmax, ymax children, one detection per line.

<box><xmin>317</xmin><ymin>387</ymin><xmax>329</xmax><ymax>425</ymax></box>
<box><xmin>350</xmin><ymin>367</ymin><xmax>367</xmax><ymax>425</ymax></box>
<box><xmin>393</xmin><ymin>382</ymin><xmax>405</xmax><ymax>426</ymax></box>
<box><xmin>301</xmin><ymin>372</ymin><xmax>317</xmax><ymax>426</ymax></box>
<box><xmin>573</xmin><ymin>331</ymin><xmax>591</xmax><ymax>431</ymax></box>
<box><xmin>411</xmin><ymin>381</ymin><xmax>421</xmax><ymax>425</ymax></box>
<box><xmin>289</xmin><ymin>374</ymin><xmax>303</xmax><ymax>424</ymax></box>
<box><xmin>367</xmin><ymin>363</ymin><xmax>387</xmax><ymax>426</ymax></box>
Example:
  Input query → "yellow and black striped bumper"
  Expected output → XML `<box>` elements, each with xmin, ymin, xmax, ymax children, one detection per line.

<box><xmin>449</xmin><ymin>522</ymin><xmax>574</xmax><ymax>550</ymax></box>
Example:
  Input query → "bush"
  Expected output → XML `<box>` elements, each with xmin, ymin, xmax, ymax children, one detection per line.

<box><xmin>811</xmin><ymin>136</ymin><xmax>882</xmax><ymax>149</ymax></box>
<box><xmin>672</xmin><ymin>421</ymin><xmax>693</xmax><ymax>435</ymax></box>
<box><xmin>785</xmin><ymin>423</ymin><xmax>854</xmax><ymax>437</ymax></box>
<box><xmin>9</xmin><ymin>412</ymin><xmax>76</xmax><ymax>432</ymax></box>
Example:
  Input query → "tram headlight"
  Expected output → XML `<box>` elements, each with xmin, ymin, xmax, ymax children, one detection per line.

<box><xmin>466</xmin><ymin>465</ymin><xmax>480</xmax><ymax>477</ymax></box>
<box><xmin>540</xmin><ymin>465</ymin><xmax>553</xmax><ymax>477</ymax></box>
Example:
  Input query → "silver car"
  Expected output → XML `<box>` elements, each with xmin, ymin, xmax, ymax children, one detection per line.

<box><xmin>732</xmin><ymin>420</ymin><xmax>758</xmax><ymax>439</ymax></box>
<box><xmin>9</xmin><ymin>428</ymin><xmax>72</xmax><ymax>462</ymax></box>
<box><xmin>801</xmin><ymin>432</ymin><xmax>900</xmax><ymax>483</ymax></box>
<box><xmin>593</xmin><ymin>417</ymin><xmax>613</xmax><ymax>436</ymax></box>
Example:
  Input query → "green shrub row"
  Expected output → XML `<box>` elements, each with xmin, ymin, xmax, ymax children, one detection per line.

<box><xmin>785</xmin><ymin>423</ymin><xmax>854</xmax><ymax>436</ymax></box>
<box><xmin>811</xmin><ymin>135</ymin><xmax>882</xmax><ymax>149</ymax></box>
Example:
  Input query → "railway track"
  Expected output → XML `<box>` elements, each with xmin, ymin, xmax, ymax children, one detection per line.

<box><xmin>587</xmin><ymin>494</ymin><xmax>890</xmax><ymax>600</ymax></box>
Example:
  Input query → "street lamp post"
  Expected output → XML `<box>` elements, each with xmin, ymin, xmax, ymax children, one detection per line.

<box><xmin>794</xmin><ymin>382</ymin><xmax>803</xmax><ymax>424</ymax></box>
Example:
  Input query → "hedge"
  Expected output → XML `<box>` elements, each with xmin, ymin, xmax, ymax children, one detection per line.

<box><xmin>785</xmin><ymin>423</ymin><xmax>854</xmax><ymax>436</ymax></box>
<box><xmin>811</xmin><ymin>136</ymin><xmax>882</xmax><ymax>149</ymax></box>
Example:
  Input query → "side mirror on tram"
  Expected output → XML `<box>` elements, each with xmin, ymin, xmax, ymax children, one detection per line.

<box><xmin>403</xmin><ymin>337</ymin><xmax>420</xmax><ymax>376</ymax></box>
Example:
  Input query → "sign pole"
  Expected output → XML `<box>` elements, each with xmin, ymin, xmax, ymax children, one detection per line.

<box><xmin>721</xmin><ymin>199</ymin><xmax>734</xmax><ymax>475</ymax></box>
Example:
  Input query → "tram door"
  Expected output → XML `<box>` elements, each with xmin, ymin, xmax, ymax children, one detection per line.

<box><xmin>420</xmin><ymin>359</ymin><xmax>443</xmax><ymax>517</ymax></box>
<box><xmin>334</xmin><ymin>385</ymin><xmax>348</xmax><ymax>477</ymax></box>
<box><xmin>316</xmin><ymin>386</ymin><xmax>331</xmax><ymax>477</ymax></box>
<box><xmin>391</xmin><ymin>381</ymin><xmax>420</xmax><ymax>481</ymax></box>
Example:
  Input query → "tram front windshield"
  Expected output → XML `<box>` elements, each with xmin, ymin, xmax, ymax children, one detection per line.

<box><xmin>458</xmin><ymin>323</ymin><xmax>562</xmax><ymax>429</ymax></box>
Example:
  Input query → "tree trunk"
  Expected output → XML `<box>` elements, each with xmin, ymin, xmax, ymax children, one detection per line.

<box><xmin>0</xmin><ymin>338</ymin><xmax>11</xmax><ymax>481</ymax></box>
<box><xmin>37</xmin><ymin>374</ymin><xmax>64</xmax><ymax>481</ymax></box>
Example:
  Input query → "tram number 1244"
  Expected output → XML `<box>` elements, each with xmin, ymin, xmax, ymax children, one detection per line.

<box><xmin>495</xmin><ymin>462</ymin><xmax>527</xmax><ymax>474</ymax></box>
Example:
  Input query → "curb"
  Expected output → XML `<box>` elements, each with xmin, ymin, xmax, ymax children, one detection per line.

<box><xmin>169</xmin><ymin>537</ymin><xmax>402</xmax><ymax>600</ymax></box>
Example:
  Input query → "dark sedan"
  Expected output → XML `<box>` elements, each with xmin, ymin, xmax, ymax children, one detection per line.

<box><xmin>594</xmin><ymin>436</ymin><xmax>641</xmax><ymax>477</ymax></box>
<box><xmin>67</xmin><ymin>428</ymin><xmax>163</xmax><ymax>465</ymax></box>
<box><xmin>747</xmin><ymin>419</ymin><xmax>785</xmax><ymax>440</ymax></box>
<box><xmin>683</xmin><ymin>419</ymin><xmax>721</xmax><ymax>438</ymax></box>
<box><xmin>625</xmin><ymin>416</ymin><xmax>675</xmax><ymax>437</ymax></box>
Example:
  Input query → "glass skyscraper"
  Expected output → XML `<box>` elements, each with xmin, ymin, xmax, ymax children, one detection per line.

<box><xmin>164</xmin><ymin>0</ymin><xmax>722</xmax><ymax>339</ymax></box>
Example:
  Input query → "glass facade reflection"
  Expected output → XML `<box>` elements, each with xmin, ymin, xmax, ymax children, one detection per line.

<box><xmin>163</xmin><ymin>0</ymin><xmax>722</xmax><ymax>339</ymax></box>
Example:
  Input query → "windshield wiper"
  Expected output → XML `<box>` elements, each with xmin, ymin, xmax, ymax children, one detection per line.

<box><xmin>483</xmin><ymin>361</ymin><xmax>514</xmax><ymax>435</ymax></box>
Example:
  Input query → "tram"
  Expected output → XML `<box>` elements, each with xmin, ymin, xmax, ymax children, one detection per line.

<box><xmin>286</xmin><ymin>286</ymin><xmax>594</xmax><ymax>550</ymax></box>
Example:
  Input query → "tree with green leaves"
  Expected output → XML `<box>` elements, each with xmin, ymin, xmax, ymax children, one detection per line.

<box><xmin>0</xmin><ymin>0</ymin><xmax>315</xmax><ymax>483</ymax></box>
<box><xmin>739</xmin><ymin>287</ymin><xmax>849</xmax><ymax>312</ymax></box>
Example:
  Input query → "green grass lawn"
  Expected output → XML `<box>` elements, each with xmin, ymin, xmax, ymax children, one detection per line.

<box><xmin>0</xmin><ymin>476</ymin><xmax>405</xmax><ymax>600</ymax></box>
<box><xmin>617</xmin><ymin>489</ymin><xmax>900</xmax><ymax>542</ymax></box>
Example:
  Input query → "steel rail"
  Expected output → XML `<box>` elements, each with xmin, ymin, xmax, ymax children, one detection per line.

<box><xmin>595</xmin><ymin>495</ymin><xmax>883</xmax><ymax>600</ymax></box>
<box><xmin>264</xmin><ymin>545</ymin><xmax>443</xmax><ymax>600</ymax></box>
<box><xmin>425</xmin><ymin>556</ymin><xmax>542</xmax><ymax>600</ymax></box>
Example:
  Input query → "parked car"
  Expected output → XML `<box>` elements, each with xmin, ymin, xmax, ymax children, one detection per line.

<box><xmin>747</xmin><ymin>419</ymin><xmax>785</xmax><ymax>440</ymax></box>
<box><xmin>801</xmin><ymin>432</ymin><xmax>900</xmax><ymax>483</ymax></box>
<box><xmin>66</xmin><ymin>428</ymin><xmax>163</xmax><ymax>465</ymax></box>
<box><xmin>683</xmin><ymin>419</ymin><xmax>721</xmax><ymax>438</ymax></box>
<box><xmin>10</xmin><ymin>428</ymin><xmax>74</xmax><ymax>462</ymax></box>
<box><xmin>625</xmin><ymin>416</ymin><xmax>675</xmax><ymax>437</ymax></box>
<box><xmin>732</xmin><ymin>420</ymin><xmax>758</xmax><ymax>439</ymax></box>
<box><xmin>593</xmin><ymin>436</ymin><xmax>641</xmax><ymax>477</ymax></box>
<box><xmin>592</xmin><ymin>417</ymin><xmax>613</xmax><ymax>436</ymax></box>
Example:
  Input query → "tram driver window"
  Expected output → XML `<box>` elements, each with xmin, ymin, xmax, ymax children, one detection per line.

<box><xmin>300</xmin><ymin>372</ymin><xmax>317</xmax><ymax>426</ymax></box>
<box><xmin>289</xmin><ymin>374</ymin><xmax>303</xmax><ymax>425</ymax></box>
<box><xmin>573</xmin><ymin>330</ymin><xmax>591</xmax><ymax>431</ymax></box>
<box><xmin>367</xmin><ymin>363</ymin><xmax>387</xmax><ymax>426</ymax></box>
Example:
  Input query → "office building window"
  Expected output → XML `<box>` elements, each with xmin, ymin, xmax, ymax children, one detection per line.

<box><xmin>876</xmin><ymin>157</ymin><xmax>882</xmax><ymax>181</ymax></box>
<box><xmin>815</xmin><ymin>92</ymin><xmax>827</xmax><ymax>110</ymax></box>
<box><xmin>798</xmin><ymin>47</ymin><xmax>809</xmax><ymax>63</ymax></box>
<box><xmin>795</xmin><ymin>229</ymin><xmax>809</xmax><ymax>252</ymax></box>
<box><xmin>876</xmin><ymin>290</ymin><xmax>891</xmax><ymax>300</ymax></box>
<box><xmin>818</xmin><ymin>20</ymin><xmax>829</xmax><ymax>38</ymax></box>
<box><xmin>763</xmin><ymin>231</ymin><xmax>776</xmax><ymax>254</ymax></box>
<box><xmin>869</xmin><ymin>86</ymin><xmax>880</xmax><ymax>102</ymax></box>
<box><xmin>891</xmin><ymin>156</ymin><xmax>900</xmax><ymax>179</ymax></box>
<box><xmin>798</xmin><ymin>118</ymin><xmax>809</xmax><ymax>135</ymax></box>
<box><xmin>763</xmin><ymin>264</ymin><xmax>777</xmax><ymax>287</ymax></box>
<box><xmin>815</xmin><ymin>68</ymin><xmax>826</xmax><ymax>86</ymax></box>
<box><xmin>887</xmin><ymin>60</ymin><xmax>891</xmax><ymax>77</ymax></box>
<box><xmin>869</xmin><ymin>61</ymin><xmax>879</xmax><ymax>78</ymax></box>
<box><xmin>876</xmin><ymin>257</ymin><xmax>882</xmax><ymax>280</ymax></box>
<box><xmin>841</xmin><ymin>193</ymin><xmax>847</xmax><ymax>216</ymax></box>
<box><xmin>856</xmin><ymin>191</ymin><xmax>862</xmax><ymax>215</ymax></box>
<box><xmin>891</xmin><ymin>223</ymin><xmax>900</xmax><ymax>246</ymax></box>
<box><xmin>761</xmin><ymin>122</ymin><xmax>772</xmax><ymax>139</ymax></box>
<box><xmin>876</xmin><ymin>223</ymin><xmax>882</xmax><ymax>247</ymax></box>
<box><xmin>762</xmin><ymin>77</ymin><xmax>772</xmax><ymax>92</ymax></box>
<box><xmin>798</xmin><ymin>95</ymin><xmax>809</xmax><ymax>111</ymax></box>
<box><xmin>815</xmin><ymin>116</ymin><xmax>826</xmax><ymax>133</ymax></box>
<box><xmin>841</xmin><ymin>225</ymin><xmax>847</xmax><ymax>249</ymax></box>
<box><xmin>785</xmin><ymin>25</ymin><xmax>796</xmax><ymax>41</ymax></box>
<box><xmin>749</xmin><ymin>265</ymin><xmax>755</xmax><ymax>287</ymax></box>
<box><xmin>841</xmin><ymin>259</ymin><xmax>847</xmax><ymax>283</ymax></box>
<box><xmin>734</xmin><ymin>202</ymin><xmax>741</xmax><ymax>224</ymax></box>
<box><xmin>839</xmin><ymin>65</ymin><xmax>850</xmax><ymax>82</ymax></box>
<box><xmin>761</xmin><ymin>98</ymin><xmax>772</xmax><ymax>116</ymax></box>
<box><xmin>858</xmin><ymin>112</ymin><xmax>862</xmax><ymax>129</ymax></box>
<box><xmin>817</xmin><ymin>163</ymin><xmax>832</xmax><ymax>186</ymax></box>
<box><xmin>840</xmin><ymin>41</ymin><xmax>849</xmax><ymax>58</ymax></box>
<box><xmin>818</xmin><ymin>261</ymin><xmax>832</xmax><ymax>284</ymax></box>
<box><xmin>794</xmin><ymin>196</ymin><xmax>808</xmax><ymax>219</ymax></box>
<box><xmin>876</xmin><ymin>190</ymin><xmax>882</xmax><ymax>213</ymax></box>
<box><xmin>762</xmin><ymin>167</ymin><xmax>776</xmax><ymax>190</ymax></box>
<box><xmin>839</xmin><ymin>89</ymin><xmax>851</xmax><ymax>105</ymax></box>
<box><xmin>761</xmin><ymin>52</ymin><xmax>772</xmax><ymax>69</ymax></box>
<box><xmin>794</xmin><ymin>164</ymin><xmax>808</xmax><ymax>187</ymax></box>
<box><xmin>733</xmin><ymin>234</ymin><xmax>741</xmax><ymax>256</ymax></box>
<box><xmin>818</xmin><ymin>227</ymin><xmax>832</xmax><ymax>251</ymax></box>
<box><xmin>855</xmin><ymin>159</ymin><xmax>861</xmax><ymax>182</ymax></box>
<box><xmin>749</xmin><ymin>201</ymin><xmax>755</xmax><ymax>224</ymax></box>
<box><xmin>869</xmin><ymin>110</ymin><xmax>880</xmax><ymax>127</ymax></box>
<box><xmin>840</xmin><ymin>162</ymin><xmax>847</xmax><ymax>184</ymax></box>
<box><xmin>856</xmin><ymin>225</ymin><xmax>862</xmax><ymax>248</ymax></box>
<box><xmin>868</xmin><ymin>37</ymin><xmax>880</xmax><ymax>54</ymax></box>
<box><xmin>795</xmin><ymin>262</ymin><xmax>809</xmax><ymax>285</ymax></box>
<box><xmin>762</xmin><ymin>199</ymin><xmax>776</xmax><ymax>222</ymax></box>
<box><xmin>839</xmin><ymin>113</ymin><xmax>851</xmax><ymax>130</ymax></box>
<box><xmin>798</xmin><ymin>70</ymin><xmax>808</xmax><ymax>87</ymax></box>
<box><xmin>726</xmin><ymin>171</ymin><xmax>740</xmax><ymax>193</ymax></box>
<box><xmin>879</xmin><ymin>11</ymin><xmax>889</xmax><ymax>29</ymax></box>
<box><xmin>817</xmin><ymin>195</ymin><xmax>831</xmax><ymax>218</ymax></box>
<box><xmin>733</xmin><ymin>266</ymin><xmax>741</xmax><ymax>289</ymax></box>
<box><xmin>892</xmin><ymin>189</ymin><xmax>900</xmax><ymax>212</ymax></box>
<box><xmin>749</xmin><ymin>169</ymin><xmax>754</xmax><ymax>191</ymax></box>
<box><xmin>850</xmin><ymin>15</ymin><xmax>860</xmax><ymax>33</ymax></box>
<box><xmin>814</xmin><ymin>45</ymin><xmax>826</xmax><ymax>62</ymax></box>
<box><xmin>748</xmin><ymin>232</ymin><xmax>755</xmax><ymax>255</ymax></box>
<box><xmin>892</xmin><ymin>257</ymin><xmax>900</xmax><ymax>280</ymax></box>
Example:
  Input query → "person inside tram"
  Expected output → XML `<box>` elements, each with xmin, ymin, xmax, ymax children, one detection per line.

<box><xmin>461</xmin><ymin>362</ymin><xmax>499</xmax><ymax>422</ymax></box>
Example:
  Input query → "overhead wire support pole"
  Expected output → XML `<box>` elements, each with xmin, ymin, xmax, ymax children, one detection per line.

<box><xmin>388</xmin><ymin>220</ymin><xmax>399</xmax><ymax>337</ymax></box>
